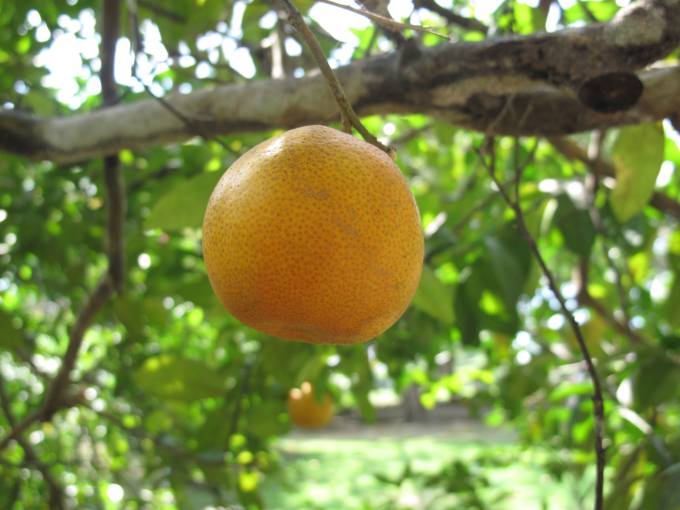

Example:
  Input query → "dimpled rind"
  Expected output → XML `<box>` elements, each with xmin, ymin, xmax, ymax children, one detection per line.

<box><xmin>202</xmin><ymin>125</ymin><xmax>424</xmax><ymax>344</ymax></box>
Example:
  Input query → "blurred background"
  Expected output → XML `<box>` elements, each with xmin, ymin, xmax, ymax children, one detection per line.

<box><xmin>1</xmin><ymin>0</ymin><xmax>679</xmax><ymax>509</ymax></box>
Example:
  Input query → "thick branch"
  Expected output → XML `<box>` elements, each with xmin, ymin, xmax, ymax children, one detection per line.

<box><xmin>0</xmin><ymin>0</ymin><xmax>679</xmax><ymax>163</ymax></box>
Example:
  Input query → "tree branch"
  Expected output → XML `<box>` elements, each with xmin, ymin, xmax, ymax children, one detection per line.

<box><xmin>1</xmin><ymin>0</ymin><xmax>679</xmax><ymax>163</ymax></box>
<box><xmin>318</xmin><ymin>0</ymin><xmax>450</xmax><ymax>41</ymax></box>
<box><xmin>137</xmin><ymin>0</ymin><xmax>187</xmax><ymax>24</ymax></box>
<box><xmin>480</xmin><ymin>138</ymin><xmax>606</xmax><ymax>510</ymax></box>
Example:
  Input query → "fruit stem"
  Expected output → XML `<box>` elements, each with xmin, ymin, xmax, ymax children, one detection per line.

<box><xmin>279</xmin><ymin>0</ymin><xmax>392</xmax><ymax>155</ymax></box>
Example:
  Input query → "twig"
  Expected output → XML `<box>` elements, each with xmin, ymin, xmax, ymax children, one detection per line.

<box><xmin>576</xmin><ymin>0</ymin><xmax>600</xmax><ymax>23</ymax></box>
<box><xmin>279</xmin><ymin>0</ymin><xmax>391</xmax><ymax>154</ymax></box>
<box><xmin>412</xmin><ymin>0</ymin><xmax>488</xmax><ymax>33</ymax></box>
<box><xmin>548</xmin><ymin>137</ymin><xmax>680</xmax><ymax>221</ymax></box>
<box><xmin>357</xmin><ymin>0</ymin><xmax>406</xmax><ymax>45</ymax></box>
<box><xmin>318</xmin><ymin>0</ymin><xmax>450</xmax><ymax>40</ymax></box>
<box><xmin>479</xmin><ymin>137</ymin><xmax>606</xmax><ymax>510</ymax></box>
<box><xmin>137</xmin><ymin>0</ymin><xmax>187</xmax><ymax>23</ymax></box>
<box><xmin>0</xmin><ymin>377</ymin><xmax>64</xmax><ymax>509</ymax></box>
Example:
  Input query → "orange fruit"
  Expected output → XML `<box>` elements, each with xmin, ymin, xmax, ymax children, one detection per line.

<box><xmin>287</xmin><ymin>382</ymin><xmax>334</xmax><ymax>429</ymax></box>
<box><xmin>202</xmin><ymin>125</ymin><xmax>423</xmax><ymax>344</ymax></box>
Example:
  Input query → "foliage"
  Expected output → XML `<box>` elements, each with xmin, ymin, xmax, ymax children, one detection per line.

<box><xmin>1</xmin><ymin>1</ymin><xmax>679</xmax><ymax>509</ymax></box>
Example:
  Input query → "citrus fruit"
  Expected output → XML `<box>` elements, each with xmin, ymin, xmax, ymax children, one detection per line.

<box><xmin>287</xmin><ymin>382</ymin><xmax>334</xmax><ymax>429</ymax></box>
<box><xmin>202</xmin><ymin>125</ymin><xmax>423</xmax><ymax>344</ymax></box>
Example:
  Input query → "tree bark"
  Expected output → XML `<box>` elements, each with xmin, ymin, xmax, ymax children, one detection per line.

<box><xmin>0</xmin><ymin>0</ymin><xmax>679</xmax><ymax>164</ymax></box>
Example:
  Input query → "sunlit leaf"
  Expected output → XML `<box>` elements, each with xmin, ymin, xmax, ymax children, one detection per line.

<box><xmin>611</xmin><ymin>123</ymin><xmax>665</xmax><ymax>222</ymax></box>
<box><xmin>411</xmin><ymin>266</ymin><xmax>455</xmax><ymax>324</ymax></box>
<box><xmin>554</xmin><ymin>194</ymin><xmax>596</xmax><ymax>257</ymax></box>
<box><xmin>145</xmin><ymin>171</ymin><xmax>222</xmax><ymax>230</ymax></box>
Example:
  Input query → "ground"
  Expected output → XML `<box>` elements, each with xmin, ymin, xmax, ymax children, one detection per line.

<box><xmin>263</xmin><ymin>402</ymin><xmax>588</xmax><ymax>510</ymax></box>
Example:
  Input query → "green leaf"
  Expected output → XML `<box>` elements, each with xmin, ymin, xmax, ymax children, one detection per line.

<box><xmin>411</xmin><ymin>266</ymin><xmax>455</xmax><ymax>324</ymax></box>
<box><xmin>554</xmin><ymin>194</ymin><xmax>596</xmax><ymax>257</ymax></box>
<box><xmin>634</xmin><ymin>354</ymin><xmax>680</xmax><ymax>409</ymax></box>
<box><xmin>145</xmin><ymin>171</ymin><xmax>222</xmax><ymax>230</ymax></box>
<box><xmin>610</xmin><ymin>123</ymin><xmax>665</xmax><ymax>222</ymax></box>
<box><xmin>241</xmin><ymin>2</ymin><xmax>270</xmax><ymax>30</ymax></box>
<box><xmin>246</xmin><ymin>402</ymin><xmax>287</xmax><ymax>439</ymax></box>
<box><xmin>133</xmin><ymin>355</ymin><xmax>227</xmax><ymax>402</ymax></box>
<box><xmin>512</xmin><ymin>3</ymin><xmax>535</xmax><ymax>34</ymax></box>
<box><xmin>483</xmin><ymin>236</ymin><xmax>525</xmax><ymax>310</ymax></box>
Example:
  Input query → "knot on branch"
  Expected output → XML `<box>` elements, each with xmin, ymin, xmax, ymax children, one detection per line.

<box><xmin>577</xmin><ymin>72</ymin><xmax>643</xmax><ymax>113</ymax></box>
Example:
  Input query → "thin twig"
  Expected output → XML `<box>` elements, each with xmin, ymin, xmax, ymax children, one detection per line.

<box><xmin>279</xmin><ymin>0</ymin><xmax>391</xmax><ymax>154</ymax></box>
<box><xmin>576</xmin><ymin>0</ymin><xmax>600</xmax><ymax>23</ymax></box>
<box><xmin>137</xmin><ymin>0</ymin><xmax>187</xmax><ymax>23</ymax></box>
<box><xmin>356</xmin><ymin>0</ymin><xmax>406</xmax><ymax>45</ymax></box>
<box><xmin>318</xmin><ymin>0</ymin><xmax>450</xmax><ymax>40</ymax></box>
<box><xmin>0</xmin><ymin>0</ymin><xmax>124</xmax><ymax>454</ymax></box>
<box><xmin>412</xmin><ymin>0</ymin><xmax>488</xmax><ymax>33</ymax></box>
<box><xmin>479</xmin><ymin>137</ymin><xmax>606</xmax><ymax>510</ymax></box>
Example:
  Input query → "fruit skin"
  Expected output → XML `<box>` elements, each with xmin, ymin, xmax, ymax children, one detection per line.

<box><xmin>287</xmin><ymin>382</ymin><xmax>334</xmax><ymax>429</ymax></box>
<box><xmin>202</xmin><ymin>125</ymin><xmax>423</xmax><ymax>344</ymax></box>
